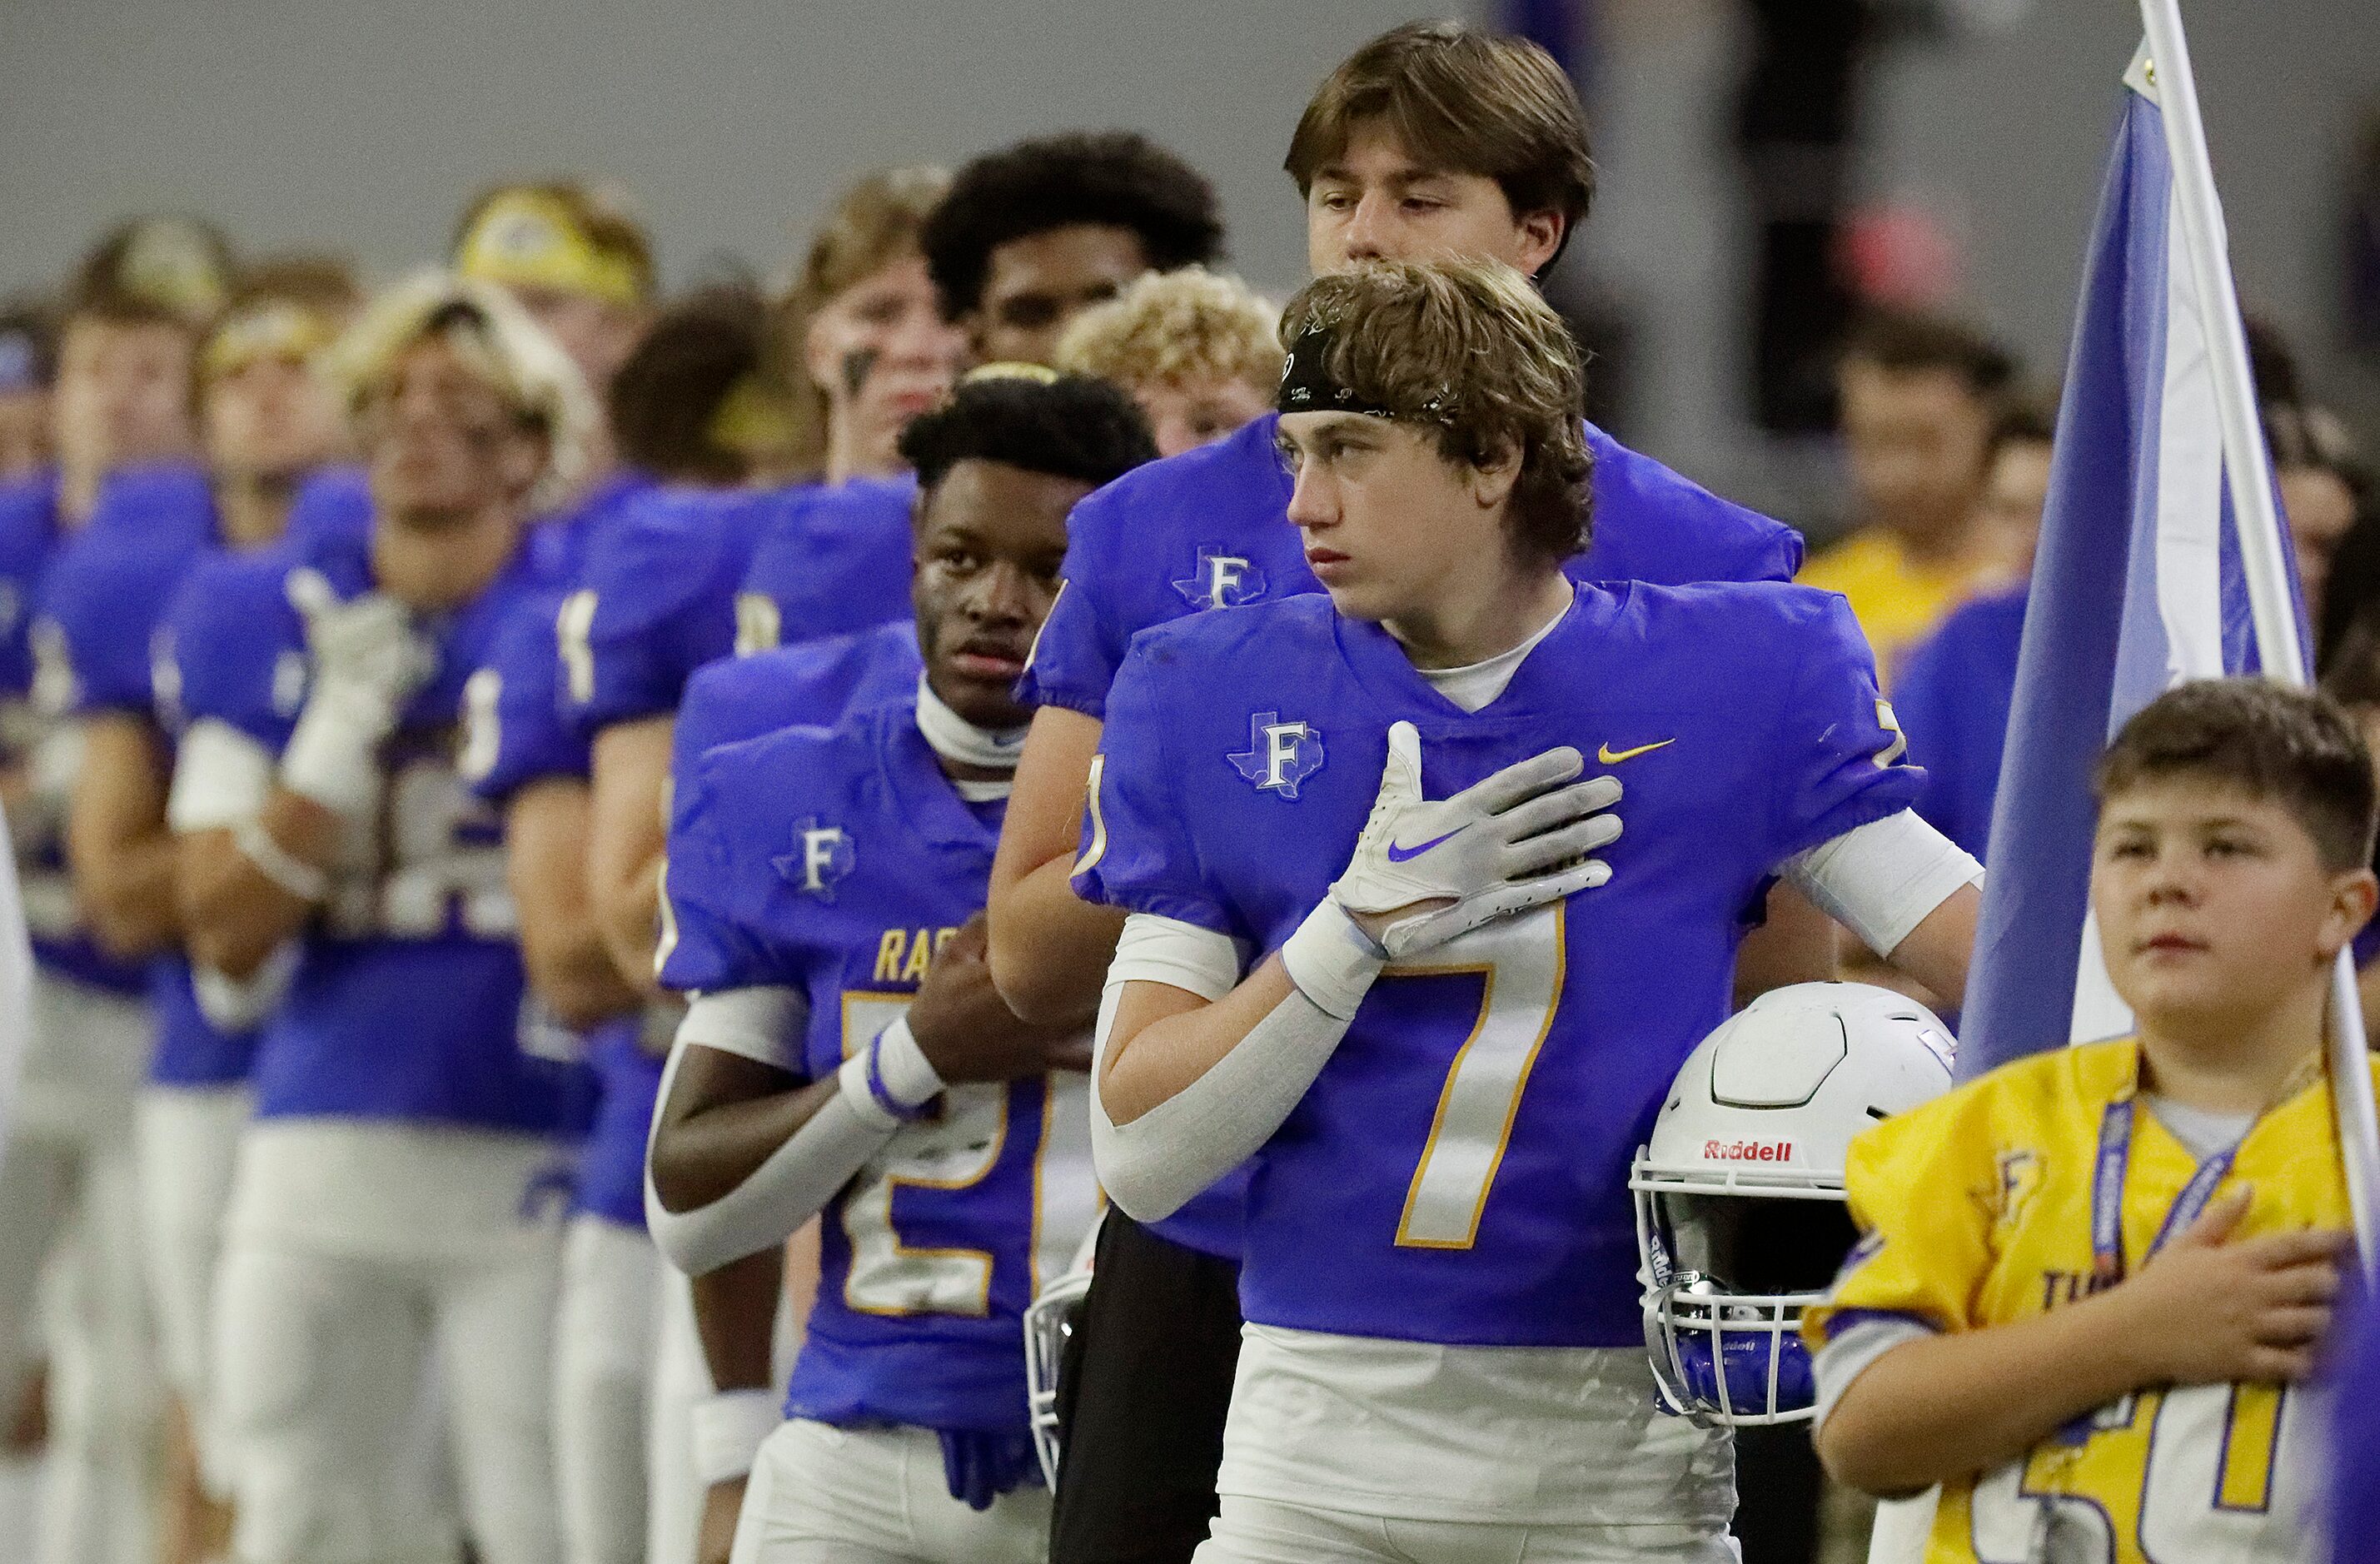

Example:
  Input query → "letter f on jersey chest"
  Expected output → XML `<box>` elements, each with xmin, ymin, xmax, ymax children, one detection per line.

<box><xmin>773</xmin><ymin>817</ymin><xmax>856</xmax><ymax>900</ymax></box>
<box><xmin>1173</xmin><ymin>546</ymin><xmax>1267</xmax><ymax>611</ymax></box>
<box><xmin>1228</xmin><ymin>711</ymin><xmax>1324</xmax><ymax>799</ymax></box>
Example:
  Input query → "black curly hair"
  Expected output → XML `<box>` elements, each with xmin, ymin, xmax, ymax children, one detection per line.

<box><xmin>921</xmin><ymin>132</ymin><xmax>1224</xmax><ymax>321</ymax></box>
<box><xmin>898</xmin><ymin>370</ymin><xmax>1157</xmax><ymax>496</ymax></box>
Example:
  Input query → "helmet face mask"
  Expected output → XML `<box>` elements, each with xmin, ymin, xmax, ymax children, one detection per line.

<box><xmin>1630</xmin><ymin>982</ymin><xmax>1954</xmax><ymax>1427</ymax></box>
<box><xmin>1023</xmin><ymin>1264</ymin><xmax>1095</xmax><ymax>1487</ymax></box>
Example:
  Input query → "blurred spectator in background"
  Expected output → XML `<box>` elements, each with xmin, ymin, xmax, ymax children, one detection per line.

<box><xmin>50</xmin><ymin>217</ymin><xmax>232</xmax><ymax>522</ymax></box>
<box><xmin>922</xmin><ymin>131</ymin><xmax>1226</xmax><ymax>367</ymax></box>
<box><xmin>2319</xmin><ymin>606</ymin><xmax>2380</xmax><ymax>1019</ymax></box>
<box><xmin>1801</xmin><ymin>309</ymin><xmax>2014</xmax><ymax>681</ymax></box>
<box><xmin>455</xmin><ymin>182</ymin><xmax>656</xmax><ymax>396</ymax></box>
<box><xmin>0</xmin><ymin>302</ymin><xmax>57</xmax><ymax>485</ymax></box>
<box><xmin>774</xmin><ymin>166</ymin><xmax>963</xmax><ymax>487</ymax></box>
<box><xmin>455</xmin><ymin>181</ymin><xmax>659</xmax><ymax>486</ymax></box>
<box><xmin>1887</xmin><ymin>388</ymin><xmax>2055</xmax><ymax>861</ymax></box>
<box><xmin>1053</xmin><ymin>265</ymin><xmax>1277</xmax><ymax>457</ymax></box>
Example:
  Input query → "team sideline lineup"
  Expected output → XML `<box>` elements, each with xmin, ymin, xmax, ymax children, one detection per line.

<box><xmin>2</xmin><ymin>13</ymin><xmax>2378</xmax><ymax>1564</ymax></box>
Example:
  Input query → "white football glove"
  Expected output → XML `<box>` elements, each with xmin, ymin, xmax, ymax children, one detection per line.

<box><xmin>278</xmin><ymin>568</ymin><xmax>436</xmax><ymax>817</ymax></box>
<box><xmin>1330</xmin><ymin>719</ymin><xmax>1621</xmax><ymax>959</ymax></box>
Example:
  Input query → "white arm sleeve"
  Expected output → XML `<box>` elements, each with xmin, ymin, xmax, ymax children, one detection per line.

<box><xmin>1780</xmin><ymin>809</ymin><xmax>1982</xmax><ymax>957</ymax></box>
<box><xmin>167</xmin><ymin>720</ymin><xmax>274</xmax><ymax>834</ymax></box>
<box><xmin>1810</xmin><ymin>1315</ymin><xmax>1934</xmax><ymax>1435</ymax></box>
<box><xmin>1091</xmin><ymin>912</ymin><xmax>1355</xmax><ymax>1223</ymax></box>
<box><xmin>644</xmin><ymin>984</ymin><xmax>930</xmax><ymax>1278</ymax></box>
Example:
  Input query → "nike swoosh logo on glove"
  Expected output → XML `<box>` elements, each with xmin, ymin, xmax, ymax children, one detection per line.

<box><xmin>1387</xmin><ymin>825</ymin><xmax>1467</xmax><ymax>863</ymax></box>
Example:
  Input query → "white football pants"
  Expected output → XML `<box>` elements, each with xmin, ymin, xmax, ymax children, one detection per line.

<box><xmin>554</xmin><ymin>1216</ymin><xmax>655</xmax><ymax>1564</ymax></box>
<box><xmin>216</xmin><ymin>1121</ymin><xmax>567</xmax><ymax>1564</ymax></box>
<box><xmin>729</xmin><ymin>1418</ymin><xmax>1048</xmax><ymax>1564</ymax></box>
<box><xmin>0</xmin><ymin>973</ymin><xmax>161</xmax><ymax>1564</ymax></box>
<box><xmin>1193</xmin><ymin>1496</ymin><xmax>1742</xmax><ymax>1564</ymax></box>
<box><xmin>136</xmin><ymin>1083</ymin><xmax>251</xmax><ymax>1499</ymax></box>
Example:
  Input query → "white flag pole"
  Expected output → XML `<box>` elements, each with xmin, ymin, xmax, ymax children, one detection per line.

<box><xmin>2139</xmin><ymin>0</ymin><xmax>2380</xmax><ymax>1273</ymax></box>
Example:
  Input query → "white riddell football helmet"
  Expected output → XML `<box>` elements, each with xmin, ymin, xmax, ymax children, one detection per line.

<box><xmin>1023</xmin><ymin>1215</ymin><xmax>1103</xmax><ymax>1487</ymax></box>
<box><xmin>1631</xmin><ymin>982</ymin><xmax>1954</xmax><ymax>1426</ymax></box>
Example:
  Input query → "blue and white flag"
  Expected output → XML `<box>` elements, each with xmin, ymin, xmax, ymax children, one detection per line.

<box><xmin>1957</xmin><ymin>45</ymin><xmax>2292</xmax><ymax>1078</ymax></box>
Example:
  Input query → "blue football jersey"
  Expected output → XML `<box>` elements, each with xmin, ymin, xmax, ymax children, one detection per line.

<box><xmin>169</xmin><ymin>534</ymin><xmax>587</xmax><ymax>1133</ymax></box>
<box><xmin>1074</xmin><ymin>584</ymin><xmax>1918</xmax><ymax>1347</ymax></box>
<box><xmin>528</xmin><ymin>470</ymin><xmax>652</xmax><ymax>586</ymax></box>
<box><xmin>729</xmin><ymin>476</ymin><xmax>917</xmax><ymax>656</ymax></box>
<box><xmin>1892</xmin><ymin>584</ymin><xmax>2025</xmax><ymax>863</ymax></box>
<box><xmin>285</xmin><ymin>466</ymin><xmax>371</xmax><ymax>559</ymax></box>
<box><xmin>669</xmin><ymin>620</ymin><xmax>923</xmax><ymax>817</ymax></box>
<box><xmin>44</xmin><ymin>466</ymin><xmax>276</xmax><ymax>1082</ymax></box>
<box><xmin>464</xmin><ymin>589</ymin><xmax>591</xmax><ymax>804</ymax></box>
<box><xmin>661</xmin><ymin>697</ymin><xmax>1098</xmax><ymax>1435</ymax></box>
<box><xmin>575</xmin><ymin>1018</ymin><xmax>663</xmax><ymax>1228</ymax></box>
<box><xmin>1017</xmin><ymin>412</ymin><xmax>1805</xmax><ymax>720</ymax></box>
<box><xmin>7</xmin><ymin>466</ymin><xmax>219</xmax><ymax>995</ymax></box>
<box><xmin>557</xmin><ymin>486</ymin><xmax>776</xmax><ymax>737</ymax></box>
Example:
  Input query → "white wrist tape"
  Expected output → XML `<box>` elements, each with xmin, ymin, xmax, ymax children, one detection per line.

<box><xmin>167</xmin><ymin>720</ymin><xmax>273</xmax><ymax>834</ymax></box>
<box><xmin>278</xmin><ymin>695</ymin><xmax>391</xmax><ymax>819</ymax></box>
<box><xmin>233</xmin><ymin>816</ymin><xmax>329</xmax><ymax>903</ymax></box>
<box><xmin>192</xmin><ymin>942</ymin><xmax>301</xmax><ymax>1032</ymax></box>
<box><xmin>1278</xmin><ymin>899</ymin><xmax>1387</xmax><ymax>1021</ymax></box>
<box><xmin>689</xmin><ymin>1388</ymin><xmax>779</xmax><ymax>1484</ymax></box>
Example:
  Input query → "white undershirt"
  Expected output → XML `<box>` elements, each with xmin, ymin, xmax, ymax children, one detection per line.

<box><xmin>1410</xmin><ymin>597</ymin><xmax>1570</xmax><ymax>714</ymax></box>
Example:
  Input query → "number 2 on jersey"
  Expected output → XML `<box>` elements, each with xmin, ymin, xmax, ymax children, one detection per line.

<box><xmin>1388</xmin><ymin>904</ymin><xmax>1565</xmax><ymax>1249</ymax></box>
<box><xmin>838</xmin><ymin>994</ymin><xmax>1008</xmax><ymax>1316</ymax></box>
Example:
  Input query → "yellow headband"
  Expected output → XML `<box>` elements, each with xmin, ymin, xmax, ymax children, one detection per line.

<box><xmin>117</xmin><ymin>219</ymin><xmax>231</xmax><ymax>325</ymax></box>
<box><xmin>706</xmin><ymin>374</ymin><xmax>799</xmax><ymax>461</ymax></box>
<box><xmin>456</xmin><ymin>190</ymin><xmax>645</xmax><ymax>311</ymax></box>
<box><xmin>202</xmin><ymin>301</ymin><xmax>337</xmax><ymax>381</ymax></box>
<box><xmin>962</xmin><ymin>361</ymin><xmax>1060</xmax><ymax>386</ymax></box>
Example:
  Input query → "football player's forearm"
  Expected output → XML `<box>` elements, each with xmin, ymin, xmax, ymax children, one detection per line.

<box><xmin>508</xmin><ymin>783</ymin><xmax>640</xmax><ymax>1029</ymax></box>
<box><xmin>986</xmin><ymin>854</ymin><xmax>1123</xmax><ymax>1027</ymax></box>
<box><xmin>690</xmin><ymin>1248</ymin><xmax>784</xmax><ymax>1393</ymax></box>
<box><xmin>1885</xmin><ymin>885</ymin><xmax>1979</xmax><ymax>1009</ymax></box>
<box><xmin>176</xmin><ymin>799</ymin><xmax>331</xmax><ymax>979</ymax></box>
<box><xmin>587</xmin><ymin>717</ymin><xmax>672</xmax><ymax>994</ymax></box>
<box><xmin>67</xmin><ymin>717</ymin><xmax>182</xmax><ymax>957</ymax></box>
<box><xmin>1099</xmin><ymin>960</ymin><xmax>1295</xmax><ymax>1125</ymax></box>
<box><xmin>1817</xmin><ymin>1291</ymin><xmax>2158</xmax><ymax>1496</ymax></box>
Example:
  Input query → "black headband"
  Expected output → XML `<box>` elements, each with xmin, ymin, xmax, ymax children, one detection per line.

<box><xmin>1275</xmin><ymin>324</ymin><xmax>1452</xmax><ymax>423</ymax></box>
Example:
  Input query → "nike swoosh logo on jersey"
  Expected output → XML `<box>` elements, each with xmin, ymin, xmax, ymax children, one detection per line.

<box><xmin>1596</xmin><ymin>738</ymin><xmax>1675</xmax><ymax>765</ymax></box>
<box><xmin>1387</xmin><ymin>825</ymin><xmax>1467</xmax><ymax>862</ymax></box>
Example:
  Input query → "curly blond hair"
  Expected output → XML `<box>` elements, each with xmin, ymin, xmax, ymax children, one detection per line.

<box><xmin>326</xmin><ymin>270</ymin><xmax>598</xmax><ymax>511</ymax></box>
<box><xmin>1053</xmin><ymin>266</ymin><xmax>1279</xmax><ymax>397</ymax></box>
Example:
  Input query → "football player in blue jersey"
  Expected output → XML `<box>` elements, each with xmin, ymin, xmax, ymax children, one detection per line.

<box><xmin>1078</xmin><ymin>260</ymin><xmax>1981</xmax><ymax>1563</ymax></box>
<box><xmin>167</xmin><ymin>272</ymin><xmax>595</xmax><ymax>1564</ymax></box>
<box><xmin>0</xmin><ymin>238</ymin><xmax>222</xmax><ymax>1564</ymax></box>
<box><xmin>466</xmin><ymin>281</ymin><xmax>795</xmax><ymax>1564</ymax></box>
<box><xmin>980</xmin><ymin>25</ymin><xmax>1815</xmax><ymax>1562</ymax></box>
<box><xmin>643</xmin><ymin>371</ymin><xmax>1153</xmax><ymax>1564</ymax></box>
<box><xmin>570</xmin><ymin>170</ymin><xmax>960</xmax><ymax>998</ymax></box>
<box><xmin>920</xmin><ymin>132</ymin><xmax>1223</xmax><ymax>370</ymax></box>
<box><xmin>53</xmin><ymin>269</ymin><xmax>356</xmax><ymax>1562</ymax></box>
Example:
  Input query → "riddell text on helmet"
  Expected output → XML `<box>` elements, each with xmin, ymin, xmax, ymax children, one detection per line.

<box><xmin>1703</xmin><ymin>1139</ymin><xmax>1795</xmax><ymax>1162</ymax></box>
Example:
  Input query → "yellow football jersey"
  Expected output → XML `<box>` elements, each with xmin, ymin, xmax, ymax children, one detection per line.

<box><xmin>1804</xmin><ymin>1037</ymin><xmax>2363</xmax><ymax>1564</ymax></box>
<box><xmin>1797</xmin><ymin>529</ymin><xmax>1995</xmax><ymax>687</ymax></box>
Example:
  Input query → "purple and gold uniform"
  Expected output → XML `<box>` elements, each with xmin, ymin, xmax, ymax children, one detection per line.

<box><xmin>1075</xmin><ymin>582</ymin><xmax>1913</xmax><ymax>1348</ymax></box>
<box><xmin>660</xmin><ymin>693</ymin><xmax>1097</xmax><ymax>1437</ymax></box>
<box><xmin>170</xmin><ymin>532</ymin><xmax>587</xmax><ymax>1133</ymax></box>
